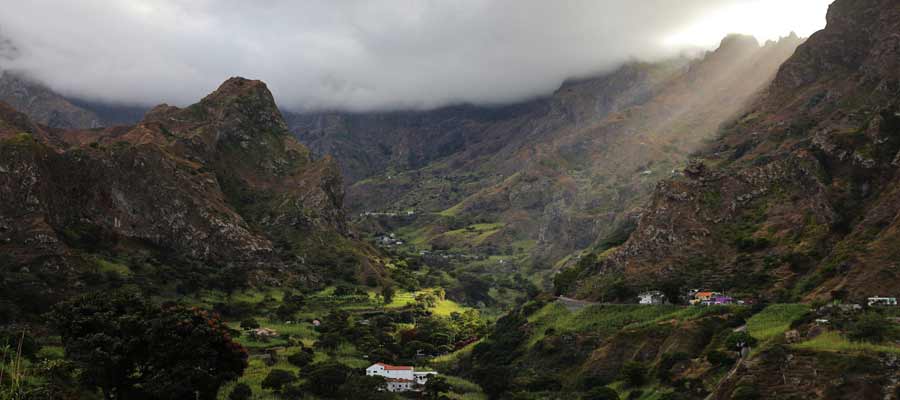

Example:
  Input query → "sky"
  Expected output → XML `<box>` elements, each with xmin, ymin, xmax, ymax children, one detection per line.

<box><xmin>0</xmin><ymin>0</ymin><xmax>832</xmax><ymax>112</ymax></box>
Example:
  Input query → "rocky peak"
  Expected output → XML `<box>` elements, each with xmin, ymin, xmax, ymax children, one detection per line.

<box><xmin>716</xmin><ymin>34</ymin><xmax>761</xmax><ymax>54</ymax></box>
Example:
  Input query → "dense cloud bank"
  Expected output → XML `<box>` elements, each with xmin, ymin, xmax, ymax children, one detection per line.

<box><xmin>0</xmin><ymin>0</ymin><xmax>829</xmax><ymax>112</ymax></box>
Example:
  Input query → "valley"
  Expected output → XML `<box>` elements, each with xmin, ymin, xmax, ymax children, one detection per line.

<box><xmin>1</xmin><ymin>0</ymin><xmax>899</xmax><ymax>399</ymax></box>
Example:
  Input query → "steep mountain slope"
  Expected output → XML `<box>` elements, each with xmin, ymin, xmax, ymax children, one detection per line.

<box><xmin>572</xmin><ymin>0</ymin><xmax>900</xmax><ymax>303</ymax></box>
<box><xmin>0</xmin><ymin>70</ymin><xmax>103</xmax><ymax>129</ymax></box>
<box><xmin>0</xmin><ymin>77</ymin><xmax>379</xmax><ymax>319</ymax></box>
<box><xmin>290</xmin><ymin>34</ymin><xmax>802</xmax><ymax>266</ymax></box>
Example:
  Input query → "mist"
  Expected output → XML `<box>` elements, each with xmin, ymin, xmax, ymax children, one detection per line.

<box><xmin>0</xmin><ymin>0</ymin><xmax>830</xmax><ymax>112</ymax></box>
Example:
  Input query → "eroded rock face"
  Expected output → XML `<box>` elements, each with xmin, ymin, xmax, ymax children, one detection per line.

<box><xmin>0</xmin><ymin>77</ymin><xmax>355</xmax><ymax>303</ymax></box>
<box><xmin>0</xmin><ymin>71</ymin><xmax>102</xmax><ymax>129</ymax></box>
<box><xmin>583</xmin><ymin>0</ymin><xmax>900</xmax><ymax>301</ymax></box>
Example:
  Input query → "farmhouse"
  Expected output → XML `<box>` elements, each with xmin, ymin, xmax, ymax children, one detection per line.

<box><xmin>867</xmin><ymin>296</ymin><xmax>898</xmax><ymax>306</ymax></box>
<box><xmin>366</xmin><ymin>362</ymin><xmax>438</xmax><ymax>392</ymax></box>
<box><xmin>638</xmin><ymin>290</ymin><xmax>667</xmax><ymax>305</ymax></box>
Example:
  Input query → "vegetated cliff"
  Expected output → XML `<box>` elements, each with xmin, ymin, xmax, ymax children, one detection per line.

<box><xmin>452</xmin><ymin>296</ymin><xmax>898</xmax><ymax>400</ymax></box>
<box><xmin>290</xmin><ymin>34</ymin><xmax>802</xmax><ymax>267</ymax></box>
<box><xmin>0</xmin><ymin>77</ymin><xmax>379</xmax><ymax>319</ymax></box>
<box><xmin>0</xmin><ymin>70</ymin><xmax>103</xmax><ymax>129</ymax></box>
<box><xmin>571</xmin><ymin>0</ymin><xmax>900</xmax><ymax>303</ymax></box>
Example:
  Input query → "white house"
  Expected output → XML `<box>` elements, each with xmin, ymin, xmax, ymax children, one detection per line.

<box><xmin>366</xmin><ymin>362</ymin><xmax>437</xmax><ymax>392</ymax></box>
<box><xmin>867</xmin><ymin>296</ymin><xmax>898</xmax><ymax>306</ymax></box>
<box><xmin>638</xmin><ymin>291</ymin><xmax>667</xmax><ymax>305</ymax></box>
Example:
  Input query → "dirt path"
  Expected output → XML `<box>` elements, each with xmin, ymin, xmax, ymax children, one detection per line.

<box><xmin>704</xmin><ymin>347</ymin><xmax>749</xmax><ymax>400</ymax></box>
<box><xmin>556</xmin><ymin>296</ymin><xmax>601</xmax><ymax>311</ymax></box>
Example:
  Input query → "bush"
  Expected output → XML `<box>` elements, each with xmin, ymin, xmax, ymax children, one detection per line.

<box><xmin>228</xmin><ymin>383</ymin><xmax>252</xmax><ymax>400</ymax></box>
<box><xmin>240</xmin><ymin>318</ymin><xmax>260</xmax><ymax>330</ymax></box>
<box><xmin>261</xmin><ymin>369</ymin><xmax>297</xmax><ymax>393</ymax></box>
<box><xmin>706</xmin><ymin>350</ymin><xmax>736</xmax><ymax>367</ymax></box>
<box><xmin>287</xmin><ymin>349</ymin><xmax>314</xmax><ymax>368</ymax></box>
<box><xmin>725</xmin><ymin>331</ymin><xmax>758</xmax><ymax>351</ymax></box>
<box><xmin>582</xmin><ymin>386</ymin><xmax>620</xmax><ymax>400</ymax></box>
<box><xmin>620</xmin><ymin>362</ymin><xmax>647</xmax><ymax>387</ymax></box>
<box><xmin>731</xmin><ymin>385</ymin><xmax>760</xmax><ymax>400</ymax></box>
<box><xmin>660</xmin><ymin>393</ymin><xmax>691</xmax><ymax>400</ymax></box>
<box><xmin>657</xmin><ymin>352</ymin><xmax>690</xmax><ymax>383</ymax></box>
<box><xmin>848</xmin><ymin>312</ymin><xmax>891</xmax><ymax>343</ymax></box>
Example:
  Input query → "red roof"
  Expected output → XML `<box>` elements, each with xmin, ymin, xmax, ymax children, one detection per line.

<box><xmin>374</xmin><ymin>362</ymin><xmax>413</xmax><ymax>371</ymax></box>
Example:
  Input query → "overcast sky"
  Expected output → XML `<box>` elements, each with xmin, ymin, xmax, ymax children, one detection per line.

<box><xmin>0</xmin><ymin>0</ymin><xmax>831</xmax><ymax>112</ymax></box>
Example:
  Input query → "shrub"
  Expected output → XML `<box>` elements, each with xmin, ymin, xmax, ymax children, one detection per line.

<box><xmin>240</xmin><ymin>318</ymin><xmax>260</xmax><ymax>330</ymax></box>
<box><xmin>620</xmin><ymin>361</ymin><xmax>647</xmax><ymax>387</ymax></box>
<box><xmin>287</xmin><ymin>349</ymin><xmax>314</xmax><ymax>368</ymax></box>
<box><xmin>582</xmin><ymin>386</ymin><xmax>620</xmax><ymax>400</ymax></box>
<box><xmin>848</xmin><ymin>312</ymin><xmax>891</xmax><ymax>343</ymax></box>
<box><xmin>261</xmin><ymin>369</ymin><xmax>297</xmax><ymax>393</ymax></box>
<box><xmin>657</xmin><ymin>352</ymin><xmax>690</xmax><ymax>383</ymax></box>
<box><xmin>731</xmin><ymin>385</ymin><xmax>760</xmax><ymax>400</ymax></box>
<box><xmin>725</xmin><ymin>331</ymin><xmax>758</xmax><ymax>351</ymax></box>
<box><xmin>706</xmin><ymin>350</ymin><xmax>736</xmax><ymax>367</ymax></box>
<box><xmin>228</xmin><ymin>383</ymin><xmax>252</xmax><ymax>400</ymax></box>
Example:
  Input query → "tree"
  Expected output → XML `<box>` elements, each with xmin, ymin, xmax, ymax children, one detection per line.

<box><xmin>621</xmin><ymin>362</ymin><xmax>647</xmax><ymax>387</ymax></box>
<box><xmin>50</xmin><ymin>290</ymin><xmax>248</xmax><ymax>400</ymax></box>
<box><xmin>261</xmin><ymin>369</ymin><xmax>297</xmax><ymax>393</ymax></box>
<box><xmin>303</xmin><ymin>362</ymin><xmax>351</xmax><ymax>397</ymax></box>
<box><xmin>287</xmin><ymin>349</ymin><xmax>314</xmax><ymax>368</ymax></box>
<box><xmin>582</xmin><ymin>386</ymin><xmax>620</xmax><ymax>400</ymax></box>
<box><xmin>338</xmin><ymin>375</ymin><xmax>391</xmax><ymax>399</ymax></box>
<box><xmin>724</xmin><ymin>331</ymin><xmax>758</xmax><ymax>351</ymax></box>
<box><xmin>848</xmin><ymin>312</ymin><xmax>891</xmax><ymax>343</ymax></box>
<box><xmin>240</xmin><ymin>318</ymin><xmax>260</xmax><ymax>330</ymax></box>
<box><xmin>228</xmin><ymin>383</ymin><xmax>252</xmax><ymax>400</ymax></box>
<box><xmin>424</xmin><ymin>376</ymin><xmax>452</xmax><ymax>399</ymax></box>
<box><xmin>382</xmin><ymin>285</ymin><xmax>396</xmax><ymax>305</ymax></box>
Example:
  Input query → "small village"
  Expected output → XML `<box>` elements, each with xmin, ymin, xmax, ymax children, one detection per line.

<box><xmin>637</xmin><ymin>289</ymin><xmax>898</xmax><ymax>308</ymax></box>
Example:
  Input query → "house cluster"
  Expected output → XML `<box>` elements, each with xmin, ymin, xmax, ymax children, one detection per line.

<box><xmin>366</xmin><ymin>362</ymin><xmax>437</xmax><ymax>392</ymax></box>
<box><xmin>688</xmin><ymin>290</ymin><xmax>737</xmax><ymax>306</ymax></box>
<box><xmin>636</xmin><ymin>289</ymin><xmax>742</xmax><ymax>306</ymax></box>
<box><xmin>375</xmin><ymin>233</ymin><xmax>404</xmax><ymax>247</ymax></box>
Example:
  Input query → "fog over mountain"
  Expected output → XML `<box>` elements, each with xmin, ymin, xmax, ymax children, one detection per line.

<box><xmin>0</xmin><ymin>0</ymin><xmax>828</xmax><ymax>112</ymax></box>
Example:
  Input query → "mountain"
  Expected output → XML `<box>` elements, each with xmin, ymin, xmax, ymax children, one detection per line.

<box><xmin>450</xmin><ymin>4</ymin><xmax>900</xmax><ymax>398</ymax></box>
<box><xmin>569</xmin><ymin>0</ymin><xmax>900</xmax><ymax>303</ymax></box>
<box><xmin>0</xmin><ymin>77</ymin><xmax>379</xmax><ymax>319</ymax></box>
<box><xmin>288</xmin><ymin>33</ymin><xmax>803</xmax><ymax>269</ymax></box>
<box><xmin>0</xmin><ymin>70</ymin><xmax>103</xmax><ymax>129</ymax></box>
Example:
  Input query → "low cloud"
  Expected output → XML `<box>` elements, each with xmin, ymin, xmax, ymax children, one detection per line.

<box><xmin>0</xmin><ymin>0</ymin><xmax>830</xmax><ymax>112</ymax></box>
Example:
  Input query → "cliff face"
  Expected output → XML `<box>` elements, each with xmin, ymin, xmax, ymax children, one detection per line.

<box><xmin>0</xmin><ymin>71</ymin><xmax>103</xmax><ymax>129</ymax></box>
<box><xmin>579</xmin><ymin>0</ymin><xmax>900</xmax><ymax>302</ymax></box>
<box><xmin>0</xmin><ymin>78</ymin><xmax>370</xmax><ymax>315</ymax></box>
<box><xmin>290</xmin><ymin>34</ymin><xmax>802</xmax><ymax>265</ymax></box>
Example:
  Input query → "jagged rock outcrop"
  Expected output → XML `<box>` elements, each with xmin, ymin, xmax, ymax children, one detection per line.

<box><xmin>0</xmin><ymin>78</ymin><xmax>368</xmax><ymax>313</ymax></box>
<box><xmin>581</xmin><ymin>0</ymin><xmax>900</xmax><ymax>302</ymax></box>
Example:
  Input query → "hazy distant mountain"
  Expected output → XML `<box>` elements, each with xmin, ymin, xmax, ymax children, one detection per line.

<box><xmin>0</xmin><ymin>70</ymin><xmax>103</xmax><ymax>129</ymax></box>
<box><xmin>288</xmin><ymin>33</ymin><xmax>803</xmax><ymax>267</ymax></box>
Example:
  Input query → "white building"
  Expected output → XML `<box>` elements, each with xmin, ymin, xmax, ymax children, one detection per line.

<box><xmin>366</xmin><ymin>362</ymin><xmax>438</xmax><ymax>392</ymax></box>
<box><xmin>638</xmin><ymin>290</ymin><xmax>667</xmax><ymax>305</ymax></box>
<box><xmin>867</xmin><ymin>296</ymin><xmax>898</xmax><ymax>306</ymax></box>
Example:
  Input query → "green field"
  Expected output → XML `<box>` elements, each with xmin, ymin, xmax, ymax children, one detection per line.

<box><xmin>746</xmin><ymin>304</ymin><xmax>809</xmax><ymax>342</ymax></box>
